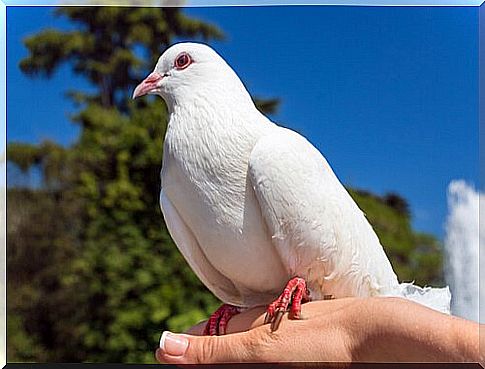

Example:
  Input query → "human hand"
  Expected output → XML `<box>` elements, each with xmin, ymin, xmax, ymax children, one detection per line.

<box><xmin>155</xmin><ymin>297</ymin><xmax>481</xmax><ymax>364</ymax></box>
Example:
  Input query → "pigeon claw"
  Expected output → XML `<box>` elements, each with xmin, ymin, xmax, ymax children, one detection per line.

<box><xmin>264</xmin><ymin>277</ymin><xmax>310</xmax><ymax>332</ymax></box>
<box><xmin>203</xmin><ymin>304</ymin><xmax>241</xmax><ymax>336</ymax></box>
<box><xmin>271</xmin><ymin>310</ymin><xmax>285</xmax><ymax>332</ymax></box>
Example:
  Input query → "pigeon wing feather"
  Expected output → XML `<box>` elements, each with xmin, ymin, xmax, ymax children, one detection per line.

<box><xmin>247</xmin><ymin>127</ymin><xmax>400</xmax><ymax>299</ymax></box>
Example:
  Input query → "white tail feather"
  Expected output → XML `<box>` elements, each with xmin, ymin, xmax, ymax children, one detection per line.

<box><xmin>388</xmin><ymin>282</ymin><xmax>451</xmax><ymax>314</ymax></box>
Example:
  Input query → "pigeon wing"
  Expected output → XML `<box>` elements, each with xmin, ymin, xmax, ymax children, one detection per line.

<box><xmin>247</xmin><ymin>127</ymin><xmax>399</xmax><ymax>298</ymax></box>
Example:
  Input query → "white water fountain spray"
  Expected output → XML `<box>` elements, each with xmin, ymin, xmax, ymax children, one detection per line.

<box><xmin>444</xmin><ymin>180</ymin><xmax>482</xmax><ymax>322</ymax></box>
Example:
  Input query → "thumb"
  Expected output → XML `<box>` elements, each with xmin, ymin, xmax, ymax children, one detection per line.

<box><xmin>156</xmin><ymin>330</ymin><xmax>259</xmax><ymax>364</ymax></box>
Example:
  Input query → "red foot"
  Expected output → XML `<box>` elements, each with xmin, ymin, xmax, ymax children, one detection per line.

<box><xmin>203</xmin><ymin>304</ymin><xmax>241</xmax><ymax>336</ymax></box>
<box><xmin>264</xmin><ymin>277</ymin><xmax>310</xmax><ymax>331</ymax></box>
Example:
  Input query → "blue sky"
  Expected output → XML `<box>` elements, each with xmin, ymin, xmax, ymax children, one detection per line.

<box><xmin>6</xmin><ymin>6</ymin><xmax>479</xmax><ymax>239</ymax></box>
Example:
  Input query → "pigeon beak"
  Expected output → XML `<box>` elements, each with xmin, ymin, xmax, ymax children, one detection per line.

<box><xmin>132</xmin><ymin>72</ymin><xmax>163</xmax><ymax>99</ymax></box>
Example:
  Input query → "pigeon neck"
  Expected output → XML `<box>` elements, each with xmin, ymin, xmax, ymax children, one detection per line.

<box><xmin>165</xmin><ymin>84</ymin><xmax>272</xmax><ymax>150</ymax></box>
<box><xmin>164</xmin><ymin>70</ymin><xmax>256</xmax><ymax>117</ymax></box>
<box><xmin>169</xmin><ymin>97</ymin><xmax>263</xmax><ymax>132</ymax></box>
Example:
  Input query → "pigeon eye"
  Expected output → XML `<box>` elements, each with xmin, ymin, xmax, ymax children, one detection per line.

<box><xmin>175</xmin><ymin>53</ymin><xmax>191</xmax><ymax>70</ymax></box>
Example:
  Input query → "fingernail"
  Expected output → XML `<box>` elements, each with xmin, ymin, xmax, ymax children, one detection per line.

<box><xmin>159</xmin><ymin>331</ymin><xmax>189</xmax><ymax>357</ymax></box>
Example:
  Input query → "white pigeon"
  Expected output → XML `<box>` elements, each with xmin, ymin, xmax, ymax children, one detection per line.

<box><xmin>133</xmin><ymin>42</ymin><xmax>450</xmax><ymax>335</ymax></box>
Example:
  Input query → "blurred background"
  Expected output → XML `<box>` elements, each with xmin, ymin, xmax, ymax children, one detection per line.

<box><xmin>6</xmin><ymin>5</ymin><xmax>479</xmax><ymax>363</ymax></box>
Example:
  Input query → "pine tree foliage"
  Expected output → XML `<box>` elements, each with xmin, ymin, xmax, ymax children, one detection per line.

<box><xmin>9</xmin><ymin>7</ymin><xmax>224</xmax><ymax>363</ymax></box>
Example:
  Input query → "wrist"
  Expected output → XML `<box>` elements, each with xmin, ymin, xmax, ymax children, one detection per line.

<box><xmin>349</xmin><ymin>297</ymin><xmax>480</xmax><ymax>362</ymax></box>
<box><xmin>351</xmin><ymin>297</ymin><xmax>445</xmax><ymax>362</ymax></box>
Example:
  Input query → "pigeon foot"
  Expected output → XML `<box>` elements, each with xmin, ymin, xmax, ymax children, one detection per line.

<box><xmin>203</xmin><ymin>303</ymin><xmax>241</xmax><ymax>336</ymax></box>
<box><xmin>264</xmin><ymin>277</ymin><xmax>310</xmax><ymax>332</ymax></box>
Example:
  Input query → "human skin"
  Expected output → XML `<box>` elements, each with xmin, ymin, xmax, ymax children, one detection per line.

<box><xmin>155</xmin><ymin>297</ymin><xmax>483</xmax><ymax>364</ymax></box>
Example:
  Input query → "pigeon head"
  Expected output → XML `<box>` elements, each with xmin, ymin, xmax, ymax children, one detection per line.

<box><xmin>133</xmin><ymin>42</ymin><xmax>252</xmax><ymax>110</ymax></box>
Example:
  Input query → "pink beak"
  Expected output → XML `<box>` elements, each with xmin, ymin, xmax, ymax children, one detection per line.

<box><xmin>132</xmin><ymin>72</ymin><xmax>163</xmax><ymax>99</ymax></box>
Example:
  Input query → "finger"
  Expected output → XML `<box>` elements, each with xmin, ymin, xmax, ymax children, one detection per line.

<box><xmin>156</xmin><ymin>330</ymin><xmax>257</xmax><ymax>364</ymax></box>
<box><xmin>184</xmin><ymin>320</ymin><xmax>207</xmax><ymax>336</ymax></box>
<box><xmin>224</xmin><ymin>306</ymin><xmax>266</xmax><ymax>333</ymax></box>
<box><xmin>185</xmin><ymin>305</ymin><xmax>267</xmax><ymax>338</ymax></box>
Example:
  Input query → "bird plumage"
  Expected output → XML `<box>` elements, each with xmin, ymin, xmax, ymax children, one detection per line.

<box><xmin>135</xmin><ymin>42</ymin><xmax>450</xmax><ymax>313</ymax></box>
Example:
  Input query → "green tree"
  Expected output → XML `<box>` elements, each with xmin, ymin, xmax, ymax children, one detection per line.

<box><xmin>9</xmin><ymin>6</ymin><xmax>225</xmax><ymax>363</ymax></box>
<box><xmin>348</xmin><ymin>189</ymin><xmax>444</xmax><ymax>286</ymax></box>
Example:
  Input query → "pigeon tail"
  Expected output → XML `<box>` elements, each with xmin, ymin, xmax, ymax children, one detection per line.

<box><xmin>389</xmin><ymin>282</ymin><xmax>451</xmax><ymax>314</ymax></box>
